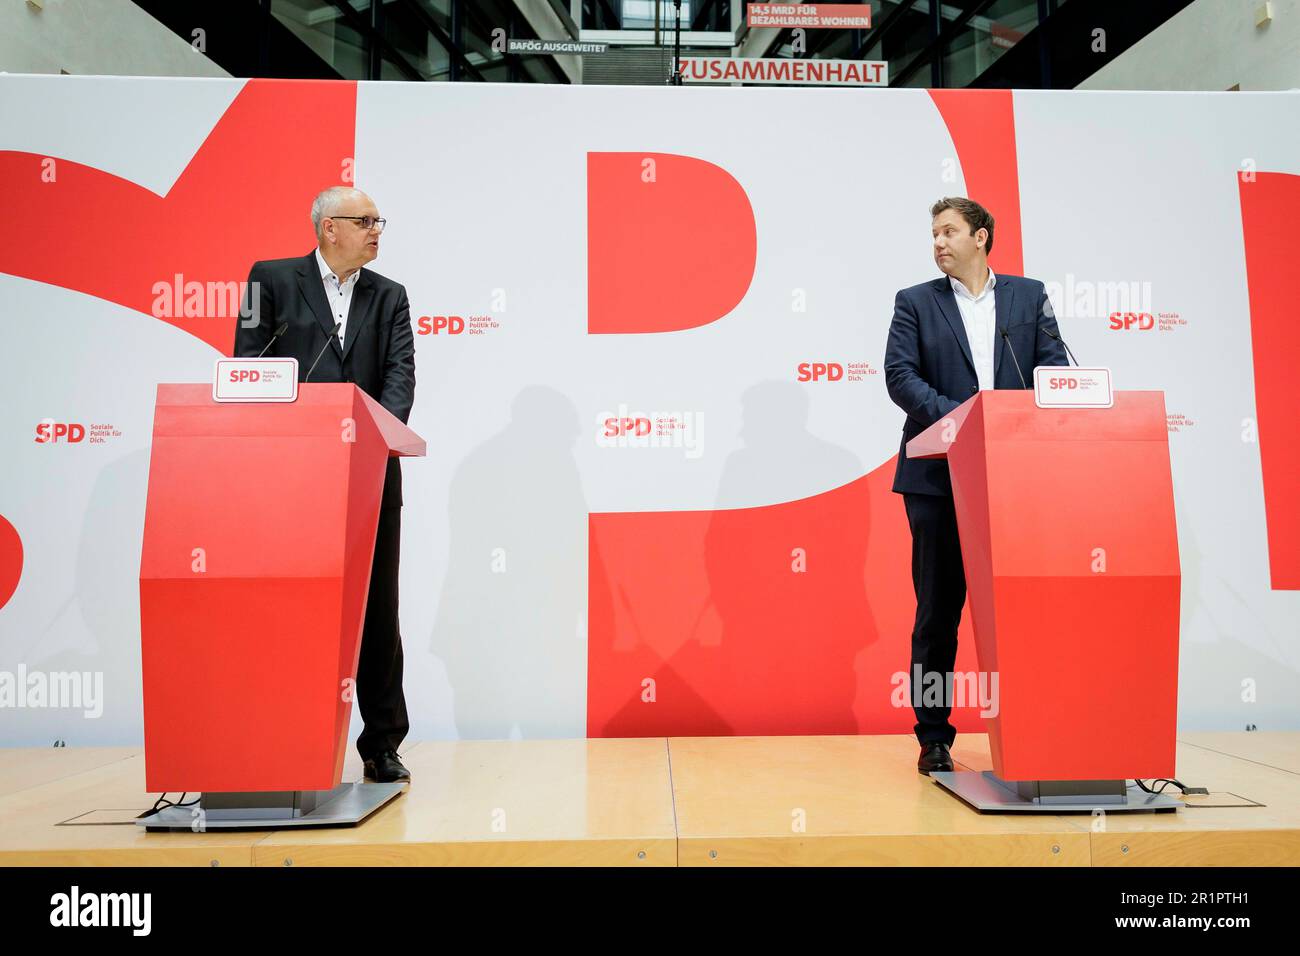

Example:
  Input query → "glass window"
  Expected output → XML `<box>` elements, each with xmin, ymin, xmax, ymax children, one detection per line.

<box><xmin>618</xmin><ymin>1</ymin><xmax>694</xmax><ymax>30</ymax></box>
<box><xmin>942</xmin><ymin>0</ymin><xmax>1039</xmax><ymax>88</ymax></box>
<box><xmin>460</xmin><ymin>4</ymin><xmax>509</xmax><ymax>77</ymax></box>
<box><xmin>384</xmin><ymin>0</ymin><xmax>452</xmax><ymax>80</ymax></box>
<box><xmin>272</xmin><ymin>0</ymin><xmax>370</xmax><ymax>80</ymax></box>
<box><xmin>583</xmin><ymin>0</ymin><xmax>732</xmax><ymax>33</ymax></box>
<box><xmin>862</xmin><ymin>1</ymin><xmax>930</xmax><ymax>87</ymax></box>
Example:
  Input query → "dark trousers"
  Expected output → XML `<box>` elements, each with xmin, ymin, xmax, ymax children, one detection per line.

<box><xmin>355</xmin><ymin>504</ymin><xmax>410</xmax><ymax>760</ymax></box>
<box><xmin>903</xmin><ymin>492</ymin><xmax>966</xmax><ymax>747</ymax></box>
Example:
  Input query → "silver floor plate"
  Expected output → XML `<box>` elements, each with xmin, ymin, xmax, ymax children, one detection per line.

<box><xmin>138</xmin><ymin>781</ymin><xmax>406</xmax><ymax>830</ymax></box>
<box><xmin>930</xmin><ymin>770</ymin><xmax>1182</xmax><ymax>813</ymax></box>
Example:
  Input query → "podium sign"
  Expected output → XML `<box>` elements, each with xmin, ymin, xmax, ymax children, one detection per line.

<box><xmin>1033</xmin><ymin>366</ymin><xmax>1114</xmax><ymax>409</ymax></box>
<box><xmin>212</xmin><ymin>358</ymin><xmax>299</xmax><ymax>403</ymax></box>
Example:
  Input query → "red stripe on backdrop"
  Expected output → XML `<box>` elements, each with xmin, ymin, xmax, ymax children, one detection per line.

<box><xmin>0</xmin><ymin>79</ymin><xmax>357</xmax><ymax>355</ymax></box>
<box><xmin>928</xmin><ymin>89</ymin><xmax>1024</xmax><ymax>277</ymax></box>
<box><xmin>587</xmin><ymin>461</ymin><xmax>984</xmax><ymax>736</ymax></box>
<box><xmin>1239</xmin><ymin>171</ymin><xmax>1300</xmax><ymax>590</ymax></box>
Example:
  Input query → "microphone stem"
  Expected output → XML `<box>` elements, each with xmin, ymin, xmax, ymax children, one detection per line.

<box><xmin>305</xmin><ymin>323</ymin><xmax>341</xmax><ymax>382</ymax></box>
<box><xmin>1000</xmin><ymin>328</ymin><xmax>1027</xmax><ymax>388</ymax></box>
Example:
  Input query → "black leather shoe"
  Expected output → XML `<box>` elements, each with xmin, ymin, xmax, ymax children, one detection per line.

<box><xmin>917</xmin><ymin>741</ymin><xmax>954</xmax><ymax>775</ymax></box>
<box><xmin>363</xmin><ymin>750</ymin><xmax>411</xmax><ymax>783</ymax></box>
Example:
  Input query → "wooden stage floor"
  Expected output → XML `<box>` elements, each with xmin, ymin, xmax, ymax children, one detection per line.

<box><xmin>1</xmin><ymin>733</ymin><xmax>1297</xmax><ymax>866</ymax></box>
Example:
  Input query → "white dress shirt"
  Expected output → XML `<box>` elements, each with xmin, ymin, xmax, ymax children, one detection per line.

<box><xmin>949</xmin><ymin>268</ymin><xmax>997</xmax><ymax>391</ymax></box>
<box><xmin>315</xmin><ymin>248</ymin><xmax>360</xmax><ymax>347</ymax></box>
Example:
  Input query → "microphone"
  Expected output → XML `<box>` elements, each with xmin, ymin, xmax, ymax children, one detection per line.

<box><xmin>1042</xmin><ymin>326</ymin><xmax>1081</xmax><ymax>367</ymax></box>
<box><xmin>305</xmin><ymin>322</ymin><xmax>341</xmax><ymax>382</ymax></box>
<box><xmin>256</xmin><ymin>322</ymin><xmax>289</xmax><ymax>358</ymax></box>
<box><xmin>999</xmin><ymin>327</ymin><xmax>1027</xmax><ymax>388</ymax></box>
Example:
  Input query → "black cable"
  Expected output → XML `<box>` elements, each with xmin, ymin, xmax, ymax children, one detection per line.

<box><xmin>1133</xmin><ymin>778</ymin><xmax>1208</xmax><ymax>795</ymax></box>
<box><xmin>139</xmin><ymin>791</ymin><xmax>201</xmax><ymax>818</ymax></box>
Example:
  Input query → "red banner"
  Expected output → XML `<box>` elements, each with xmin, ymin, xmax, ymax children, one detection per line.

<box><xmin>747</xmin><ymin>3</ymin><xmax>873</xmax><ymax>29</ymax></box>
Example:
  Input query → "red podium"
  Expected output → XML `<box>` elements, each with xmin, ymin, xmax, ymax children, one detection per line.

<box><xmin>907</xmin><ymin>390</ymin><xmax>1182</xmax><ymax>812</ymax></box>
<box><xmin>137</xmin><ymin>383</ymin><xmax>424</xmax><ymax>828</ymax></box>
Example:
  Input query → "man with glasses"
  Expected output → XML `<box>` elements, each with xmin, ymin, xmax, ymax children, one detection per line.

<box><xmin>235</xmin><ymin>186</ymin><xmax>416</xmax><ymax>784</ymax></box>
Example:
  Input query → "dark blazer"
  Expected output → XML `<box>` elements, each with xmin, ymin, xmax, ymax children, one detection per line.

<box><xmin>884</xmin><ymin>273</ymin><xmax>1068</xmax><ymax>496</ymax></box>
<box><xmin>234</xmin><ymin>250</ymin><xmax>416</xmax><ymax>508</ymax></box>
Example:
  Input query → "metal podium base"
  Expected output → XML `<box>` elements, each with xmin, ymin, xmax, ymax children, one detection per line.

<box><xmin>137</xmin><ymin>781</ymin><xmax>406</xmax><ymax>830</ymax></box>
<box><xmin>930</xmin><ymin>771</ymin><xmax>1182</xmax><ymax>813</ymax></box>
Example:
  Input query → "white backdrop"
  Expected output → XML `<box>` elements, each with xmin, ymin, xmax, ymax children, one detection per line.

<box><xmin>1</xmin><ymin>76</ymin><xmax>1297</xmax><ymax>747</ymax></box>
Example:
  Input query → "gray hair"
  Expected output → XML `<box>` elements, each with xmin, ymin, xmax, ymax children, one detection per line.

<box><xmin>311</xmin><ymin>186</ymin><xmax>366</xmax><ymax>238</ymax></box>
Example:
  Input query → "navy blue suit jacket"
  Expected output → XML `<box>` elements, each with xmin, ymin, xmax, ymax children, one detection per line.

<box><xmin>884</xmin><ymin>273</ymin><xmax>1068</xmax><ymax>496</ymax></box>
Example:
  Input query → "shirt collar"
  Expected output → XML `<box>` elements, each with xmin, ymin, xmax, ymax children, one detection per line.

<box><xmin>949</xmin><ymin>268</ymin><xmax>996</xmax><ymax>302</ymax></box>
<box><xmin>316</xmin><ymin>247</ymin><xmax>360</xmax><ymax>289</ymax></box>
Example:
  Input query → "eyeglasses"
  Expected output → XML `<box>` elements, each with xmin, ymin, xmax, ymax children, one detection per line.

<box><xmin>329</xmin><ymin>215</ymin><xmax>387</xmax><ymax>234</ymax></box>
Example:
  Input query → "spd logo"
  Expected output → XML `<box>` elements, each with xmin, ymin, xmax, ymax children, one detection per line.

<box><xmin>1108</xmin><ymin>312</ymin><xmax>1154</xmax><ymax>331</ymax></box>
<box><xmin>417</xmin><ymin>315</ymin><xmax>465</xmax><ymax>335</ymax></box>
<box><xmin>603</xmin><ymin>417</ymin><xmax>651</xmax><ymax>437</ymax></box>
<box><xmin>797</xmin><ymin>362</ymin><xmax>843</xmax><ymax>382</ymax></box>
<box><xmin>35</xmin><ymin>422</ymin><xmax>85</xmax><ymax>443</ymax></box>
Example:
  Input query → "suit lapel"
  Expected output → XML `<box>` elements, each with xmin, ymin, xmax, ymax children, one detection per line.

<box><xmin>993</xmin><ymin>277</ymin><xmax>1016</xmax><ymax>385</ymax></box>
<box><xmin>931</xmin><ymin>279</ymin><xmax>975</xmax><ymax>376</ymax></box>
<box><xmin>296</xmin><ymin>252</ymin><xmax>343</xmax><ymax>358</ymax></box>
<box><xmin>341</xmin><ymin>271</ymin><xmax>374</xmax><ymax>360</ymax></box>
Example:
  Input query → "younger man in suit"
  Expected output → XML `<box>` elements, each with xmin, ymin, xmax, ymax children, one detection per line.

<box><xmin>884</xmin><ymin>197</ymin><xmax>1067</xmax><ymax>774</ymax></box>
